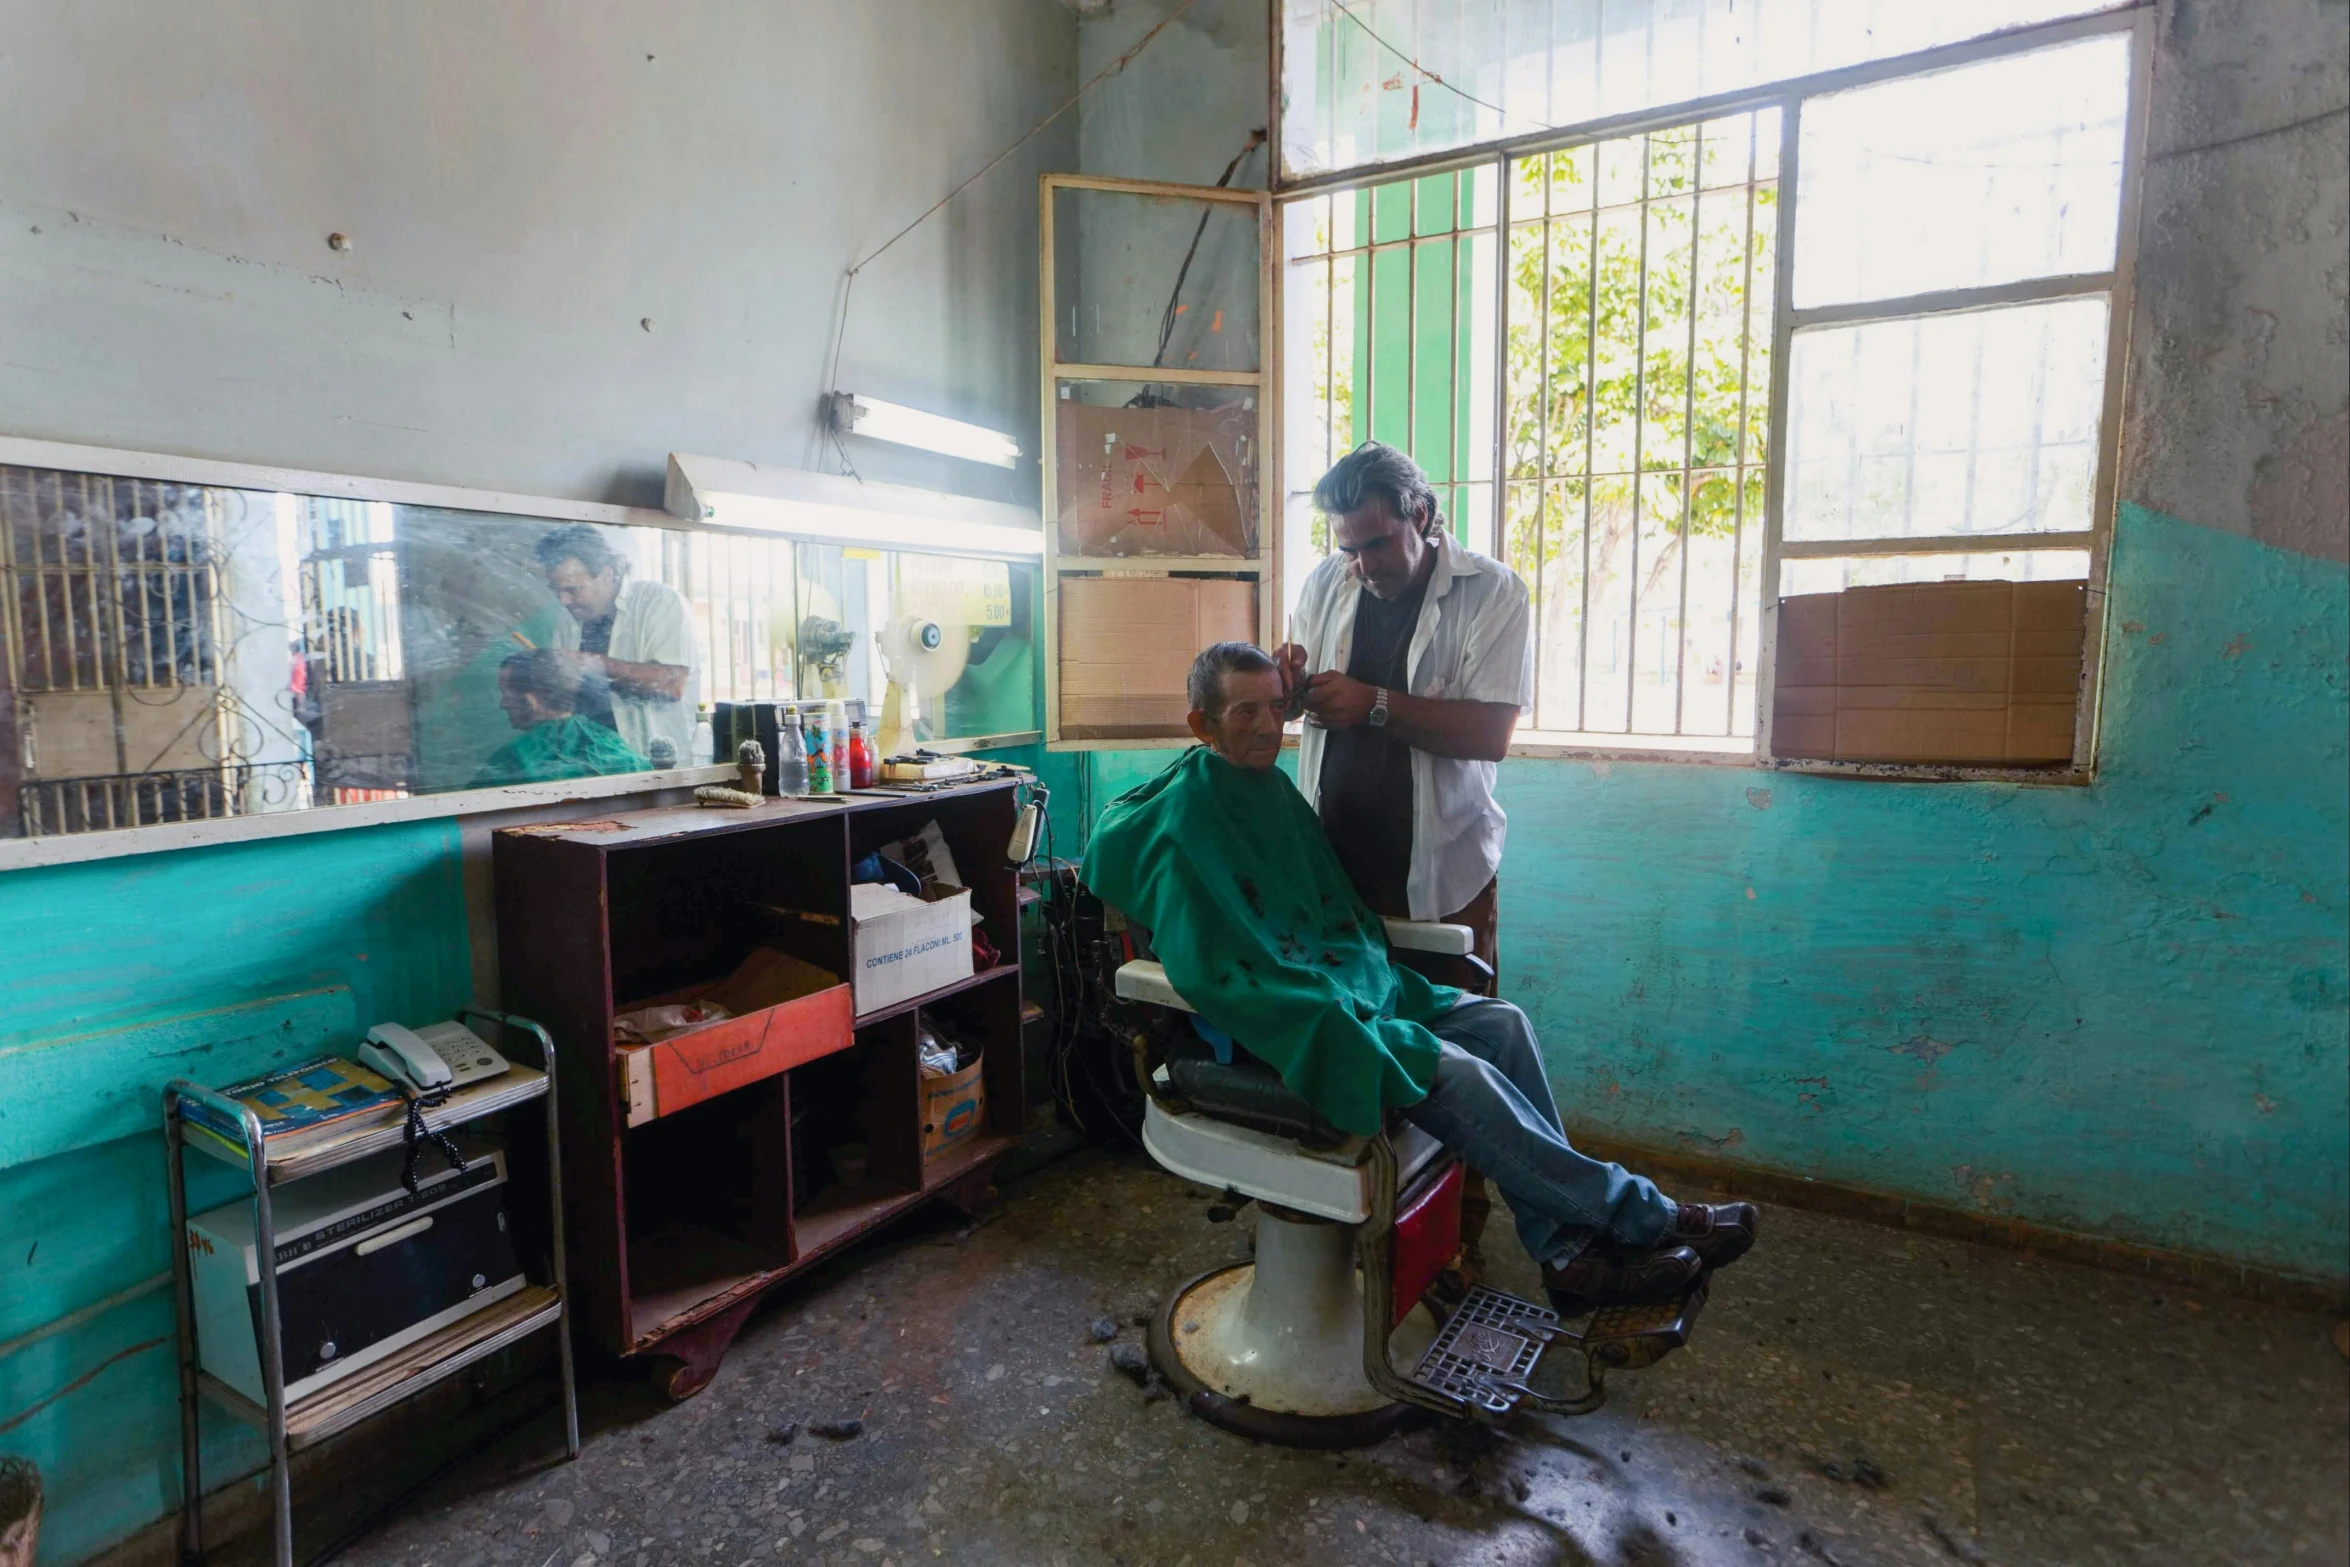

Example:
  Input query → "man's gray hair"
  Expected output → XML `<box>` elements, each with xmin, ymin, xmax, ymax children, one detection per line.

<box><xmin>1187</xmin><ymin>641</ymin><xmax>1276</xmax><ymax>717</ymax></box>
<box><xmin>534</xmin><ymin>522</ymin><xmax>624</xmax><ymax>579</ymax></box>
<box><xmin>1312</xmin><ymin>441</ymin><xmax>1442</xmax><ymax>536</ymax></box>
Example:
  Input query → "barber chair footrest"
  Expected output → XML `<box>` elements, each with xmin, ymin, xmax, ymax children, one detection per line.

<box><xmin>1408</xmin><ymin>1286</ymin><xmax>1559</xmax><ymax>1416</ymax></box>
<box><xmin>1568</xmin><ymin>1278</ymin><xmax>1707</xmax><ymax>1371</ymax></box>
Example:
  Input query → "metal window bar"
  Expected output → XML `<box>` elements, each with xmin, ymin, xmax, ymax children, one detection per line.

<box><xmin>19</xmin><ymin>761</ymin><xmax>316</xmax><ymax>838</ymax></box>
<box><xmin>1624</xmin><ymin>132</ymin><xmax>1650</xmax><ymax>731</ymax></box>
<box><xmin>654</xmin><ymin>526</ymin><xmax>800</xmax><ymax>706</ymax></box>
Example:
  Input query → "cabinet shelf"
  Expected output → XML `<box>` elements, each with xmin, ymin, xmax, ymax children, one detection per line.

<box><xmin>792</xmin><ymin>1132</ymin><xmax>1019</xmax><ymax>1258</ymax></box>
<box><xmin>854</xmin><ymin>961</ymin><xmax>1019</xmax><ymax>1026</ymax></box>
<box><xmin>624</xmin><ymin>1225</ymin><xmax>788</xmax><ymax>1350</ymax></box>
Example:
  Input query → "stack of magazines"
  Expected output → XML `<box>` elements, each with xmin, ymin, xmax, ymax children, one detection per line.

<box><xmin>180</xmin><ymin>1055</ymin><xmax>540</xmax><ymax>1173</ymax></box>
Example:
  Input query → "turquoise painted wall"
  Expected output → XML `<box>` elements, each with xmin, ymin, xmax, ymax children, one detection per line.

<box><xmin>1495</xmin><ymin>504</ymin><xmax>2347</xmax><ymax>1281</ymax></box>
<box><xmin>0</xmin><ymin>822</ymin><xmax>472</xmax><ymax>1564</ymax></box>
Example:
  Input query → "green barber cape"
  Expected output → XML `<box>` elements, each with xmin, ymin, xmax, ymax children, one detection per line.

<box><xmin>1083</xmin><ymin>745</ymin><xmax>1459</xmax><ymax>1137</ymax></box>
<box><xmin>472</xmin><ymin>716</ymin><xmax>648</xmax><ymax>789</ymax></box>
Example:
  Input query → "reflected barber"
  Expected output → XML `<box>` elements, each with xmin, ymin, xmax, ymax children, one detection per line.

<box><xmin>534</xmin><ymin>523</ymin><xmax>701</xmax><ymax>767</ymax></box>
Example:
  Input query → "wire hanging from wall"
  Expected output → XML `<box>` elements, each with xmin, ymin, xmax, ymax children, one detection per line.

<box><xmin>1149</xmin><ymin>128</ymin><xmax>1268</xmax><ymax>372</ymax></box>
<box><xmin>820</xmin><ymin>0</ymin><xmax>1204</xmax><ymax>474</ymax></box>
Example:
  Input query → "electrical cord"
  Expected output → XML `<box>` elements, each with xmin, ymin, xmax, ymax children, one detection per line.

<box><xmin>1150</xmin><ymin>129</ymin><xmax>1268</xmax><ymax>370</ymax></box>
<box><xmin>1014</xmin><ymin>768</ymin><xmax>1140</xmax><ymax>1149</ymax></box>
<box><xmin>395</xmin><ymin>1084</ymin><xmax>470</xmax><ymax>1196</ymax></box>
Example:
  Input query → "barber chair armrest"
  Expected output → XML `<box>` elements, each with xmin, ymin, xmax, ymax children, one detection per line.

<box><xmin>1383</xmin><ymin>919</ymin><xmax>1475</xmax><ymax>956</ymax></box>
<box><xmin>1113</xmin><ymin>959</ymin><xmax>1194</xmax><ymax>1013</ymax></box>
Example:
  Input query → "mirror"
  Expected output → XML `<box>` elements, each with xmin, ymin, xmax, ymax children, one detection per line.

<box><xmin>0</xmin><ymin>461</ymin><xmax>1039</xmax><ymax>840</ymax></box>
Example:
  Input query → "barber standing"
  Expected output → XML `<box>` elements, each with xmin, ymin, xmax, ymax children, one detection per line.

<box><xmin>534</xmin><ymin>523</ymin><xmax>701</xmax><ymax>769</ymax></box>
<box><xmin>1276</xmin><ymin>443</ymin><xmax>1530</xmax><ymax>975</ymax></box>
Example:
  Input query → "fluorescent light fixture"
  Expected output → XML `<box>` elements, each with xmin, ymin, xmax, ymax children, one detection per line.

<box><xmin>830</xmin><ymin>391</ymin><xmax>1021</xmax><ymax>469</ymax></box>
<box><xmin>665</xmin><ymin>453</ymin><xmax>1043</xmax><ymax>561</ymax></box>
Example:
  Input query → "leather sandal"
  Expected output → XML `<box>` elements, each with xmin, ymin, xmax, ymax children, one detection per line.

<box><xmin>1653</xmin><ymin>1201</ymin><xmax>1759</xmax><ymax>1271</ymax></box>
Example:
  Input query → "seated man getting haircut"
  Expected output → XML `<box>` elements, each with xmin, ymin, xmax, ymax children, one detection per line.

<box><xmin>473</xmin><ymin>647</ymin><xmax>650</xmax><ymax>789</ymax></box>
<box><xmin>1083</xmin><ymin>641</ymin><xmax>1755</xmax><ymax>1310</ymax></box>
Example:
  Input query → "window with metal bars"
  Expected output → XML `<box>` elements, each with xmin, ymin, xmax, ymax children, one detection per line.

<box><xmin>1282</xmin><ymin>117</ymin><xmax>1775</xmax><ymax>750</ymax></box>
<box><xmin>1276</xmin><ymin>10</ymin><xmax>2143</xmax><ymax>768</ymax></box>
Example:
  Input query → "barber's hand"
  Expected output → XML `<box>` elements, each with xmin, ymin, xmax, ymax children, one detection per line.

<box><xmin>1271</xmin><ymin>642</ymin><xmax>1309</xmax><ymax>697</ymax></box>
<box><xmin>1301</xmin><ymin>670</ymin><xmax>1377</xmax><ymax>728</ymax></box>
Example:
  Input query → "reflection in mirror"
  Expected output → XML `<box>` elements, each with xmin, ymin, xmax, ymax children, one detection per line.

<box><xmin>1</xmin><ymin>460</ymin><xmax>1039</xmax><ymax>840</ymax></box>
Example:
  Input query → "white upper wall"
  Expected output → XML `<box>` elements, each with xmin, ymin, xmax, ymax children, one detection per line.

<box><xmin>0</xmin><ymin>0</ymin><xmax>1080</xmax><ymax>509</ymax></box>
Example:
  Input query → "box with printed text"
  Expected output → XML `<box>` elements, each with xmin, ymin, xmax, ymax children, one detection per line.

<box><xmin>850</xmin><ymin>882</ymin><xmax>974</xmax><ymax>1015</ymax></box>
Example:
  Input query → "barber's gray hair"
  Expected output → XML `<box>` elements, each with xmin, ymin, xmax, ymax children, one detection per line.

<box><xmin>1312</xmin><ymin>441</ymin><xmax>1442</xmax><ymax>536</ymax></box>
<box><xmin>533</xmin><ymin>522</ymin><xmax>624</xmax><ymax>579</ymax></box>
<box><xmin>1187</xmin><ymin>641</ymin><xmax>1276</xmax><ymax>717</ymax></box>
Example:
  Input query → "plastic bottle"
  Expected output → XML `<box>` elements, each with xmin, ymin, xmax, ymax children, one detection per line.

<box><xmin>776</xmin><ymin>707</ymin><xmax>811</xmax><ymax>797</ymax></box>
<box><xmin>848</xmin><ymin>719</ymin><xmax>877</xmax><ymax>789</ymax></box>
<box><xmin>826</xmin><ymin>701</ymin><xmax>850</xmax><ymax>792</ymax></box>
<box><xmin>804</xmin><ymin>704</ymin><xmax>833</xmax><ymax>794</ymax></box>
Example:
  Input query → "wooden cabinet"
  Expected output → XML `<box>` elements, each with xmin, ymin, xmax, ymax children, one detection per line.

<box><xmin>492</xmin><ymin>779</ymin><xmax>1024</xmax><ymax>1397</ymax></box>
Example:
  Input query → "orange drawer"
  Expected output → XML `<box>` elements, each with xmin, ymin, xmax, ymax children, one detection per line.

<box><xmin>619</xmin><ymin>983</ymin><xmax>853</xmax><ymax>1126</ymax></box>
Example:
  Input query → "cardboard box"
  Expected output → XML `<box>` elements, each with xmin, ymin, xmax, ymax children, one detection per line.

<box><xmin>1058</xmin><ymin>576</ymin><xmax>1257</xmax><ymax>738</ymax></box>
<box><xmin>920</xmin><ymin>1056</ymin><xmax>987</xmax><ymax>1163</ymax></box>
<box><xmin>1772</xmin><ymin>580</ymin><xmax>2085</xmax><ymax>765</ymax></box>
<box><xmin>851</xmin><ymin>882</ymin><xmax>973</xmax><ymax>1015</ymax></box>
<box><xmin>615</xmin><ymin>948</ymin><xmax>852</xmax><ymax>1127</ymax></box>
<box><xmin>1054</xmin><ymin>402</ymin><xmax>1256</xmax><ymax>558</ymax></box>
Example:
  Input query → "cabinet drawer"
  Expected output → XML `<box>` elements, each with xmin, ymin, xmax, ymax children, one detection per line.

<box><xmin>619</xmin><ymin>982</ymin><xmax>853</xmax><ymax>1126</ymax></box>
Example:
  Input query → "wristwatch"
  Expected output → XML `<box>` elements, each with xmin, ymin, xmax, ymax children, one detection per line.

<box><xmin>1368</xmin><ymin>686</ymin><xmax>1390</xmax><ymax>728</ymax></box>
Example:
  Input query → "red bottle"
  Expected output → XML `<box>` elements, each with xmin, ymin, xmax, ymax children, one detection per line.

<box><xmin>848</xmin><ymin>720</ymin><xmax>877</xmax><ymax>789</ymax></box>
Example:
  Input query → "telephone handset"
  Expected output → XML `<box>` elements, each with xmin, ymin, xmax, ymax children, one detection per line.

<box><xmin>360</xmin><ymin>1020</ymin><xmax>511</xmax><ymax>1094</ymax></box>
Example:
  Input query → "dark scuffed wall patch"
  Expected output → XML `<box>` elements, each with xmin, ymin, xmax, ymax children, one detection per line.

<box><xmin>1890</xmin><ymin>1034</ymin><xmax>1955</xmax><ymax>1066</ymax></box>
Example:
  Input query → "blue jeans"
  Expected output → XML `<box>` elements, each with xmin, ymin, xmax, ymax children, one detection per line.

<box><xmin>1404</xmin><ymin>997</ymin><xmax>1677</xmax><ymax>1268</ymax></box>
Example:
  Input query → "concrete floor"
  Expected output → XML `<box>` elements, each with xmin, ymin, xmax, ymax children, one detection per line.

<box><xmin>339</xmin><ymin>1145</ymin><xmax>2348</xmax><ymax>1567</ymax></box>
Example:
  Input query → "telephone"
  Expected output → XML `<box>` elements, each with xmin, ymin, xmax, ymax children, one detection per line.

<box><xmin>359</xmin><ymin>1020</ymin><xmax>511</xmax><ymax>1094</ymax></box>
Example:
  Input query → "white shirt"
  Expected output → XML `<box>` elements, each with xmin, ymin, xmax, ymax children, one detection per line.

<box><xmin>551</xmin><ymin>576</ymin><xmax>701</xmax><ymax>765</ymax></box>
<box><xmin>1290</xmin><ymin>530</ymin><xmax>1533</xmax><ymax>921</ymax></box>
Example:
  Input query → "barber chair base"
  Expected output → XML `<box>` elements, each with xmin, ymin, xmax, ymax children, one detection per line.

<box><xmin>1148</xmin><ymin>1208</ymin><xmax>1440</xmax><ymax>1449</ymax></box>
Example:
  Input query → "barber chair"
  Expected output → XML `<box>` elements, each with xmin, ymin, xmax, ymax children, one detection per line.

<box><xmin>1115</xmin><ymin>922</ymin><xmax>1703</xmax><ymax>1448</ymax></box>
